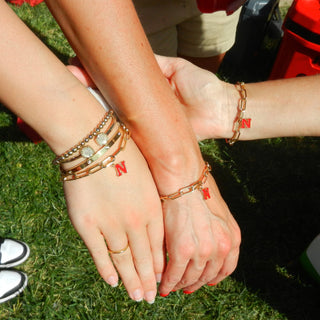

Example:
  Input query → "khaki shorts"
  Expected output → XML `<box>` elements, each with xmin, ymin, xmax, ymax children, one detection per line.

<box><xmin>133</xmin><ymin>0</ymin><xmax>241</xmax><ymax>57</ymax></box>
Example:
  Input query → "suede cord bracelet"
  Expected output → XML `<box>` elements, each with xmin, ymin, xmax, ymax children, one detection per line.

<box><xmin>160</xmin><ymin>162</ymin><xmax>212</xmax><ymax>201</ymax></box>
<box><xmin>226</xmin><ymin>82</ymin><xmax>251</xmax><ymax>145</ymax></box>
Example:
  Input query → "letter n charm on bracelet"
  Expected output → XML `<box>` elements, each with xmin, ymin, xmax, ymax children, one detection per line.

<box><xmin>202</xmin><ymin>187</ymin><xmax>211</xmax><ymax>200</ymax></box>
<box><xmin>115</xmin><ymin>161</ymin><xmax>127</xmax><ymax>176</ymax></box>
<box><xmin>241</xmin><ymin>118</ymin><xmax>251</xmax><ymax>128</ymax></box>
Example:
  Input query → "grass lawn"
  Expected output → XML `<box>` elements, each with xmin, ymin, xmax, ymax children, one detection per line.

<box><xmin>1</xmin><ymin>3</ymin><xmax>319</xmax><ymax>320</ymax></box>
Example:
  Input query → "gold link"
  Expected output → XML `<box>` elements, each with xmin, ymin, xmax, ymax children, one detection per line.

<box><xmin>61</xmin><ymin>128</ymin><xmax>131</xmax><ymax>181</ymax></box>
<box><xmin>226</xmin><ymin>82</ymin><xmax>247</xmax><ymax>145</ymax></box>
<box><xmin>160</xmin><ymin>162</ymin><xmax>211</xmax><ymax>201</ymax></box>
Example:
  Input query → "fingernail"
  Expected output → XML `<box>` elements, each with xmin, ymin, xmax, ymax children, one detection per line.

<box><xmin>145</xmin><ymin>290</ymin><xmax>156</xmax><ymax>304</ymax></box>
<box><xmin>107</xmin><ymin>276</ymin><xmax>118</xmax><ymax>287</ymax></box>
<box><xmin>156</xmin><ymin>273</ymin><xmax>162</xmax><ymax>283</ymax></box>
<box><xmin>208</xmin><ymin>283</ymin><xmax>216</xmax><ymax>287</ymax></box>
<box><xmin>183</xmin><ymin>290</ymin><xmax>194</xmax><ymax>295</ymax></box>
<box><xmin>132</xmin><ymin>289</ymin><xmax>143</xmax><ymax>302</ymax></box>
<box><xmin>160</xmin><ymin>292</ymin><xmax>169</xmax><ymax>297</ymax></box>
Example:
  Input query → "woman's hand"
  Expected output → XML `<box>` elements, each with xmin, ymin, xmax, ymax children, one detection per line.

<box><xmin>159</xmin><ymin>171</ymin><xmax>241</xmax><ymax>295</ymax></box>
<box><xmin>155</xmin><ymin>55</ymin><xmax>238</xmax><ymax>141</ymax></box>
<box><xmin>63</xmin><ymin>138</ymin><xmax>165</xmax><ymax>304</ymax></box>
<box><xmin>67</xmin><ymin>64</ymin><xmax>241</xmax><ymax>296</ymax></box>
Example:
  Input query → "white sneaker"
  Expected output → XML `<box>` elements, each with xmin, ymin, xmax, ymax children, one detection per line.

<box><xmin>0</xmin><ymin>238</ymin><xmax>30</xmax><ymax>268</ymax></box>
<box><xmin>0</xmin><ymin>270</ymin><xmax>28</xmax><ymax>304</ymax></box>
<box><xmin>300</xmin><ymin>234</ymin><xmax>320</xmax><ymax>284</ymax></box>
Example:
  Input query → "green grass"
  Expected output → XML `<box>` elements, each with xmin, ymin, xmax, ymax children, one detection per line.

<box><xmin>0</xmin><ymin>3</ymin><xmax>319</xmax><ymax>320</ymax></box>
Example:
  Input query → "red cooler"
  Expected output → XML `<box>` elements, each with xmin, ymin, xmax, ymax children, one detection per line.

<box><xmin>269</xmin><ymin>0</ymin><xmax>320</xmax><ymax>79</ymax></box>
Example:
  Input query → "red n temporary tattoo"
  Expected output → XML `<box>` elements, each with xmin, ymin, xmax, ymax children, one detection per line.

<box><xmin>202</xmin><ymin>187</ymin><xmax>211</xmax><ymax>200</ymax></box>
<box><xmin>115</xmin><ymin>161</ymin><xmax>127</xmax><ymax>176</ymax></box>
<box><xmin>241</xmin><ymin>118</ymin><xmax>251</xmax><ymax>128</ymax></box>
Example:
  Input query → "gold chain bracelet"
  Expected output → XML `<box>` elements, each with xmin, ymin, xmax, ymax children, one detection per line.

<box><xmin>61</xmin><ymin>125</ymin><xmax>130</xmax><ymax>181</ymax></box>
<box><xmin>53</xmin><ymin>111</ymin><xmax>114</xmax><ymax>165</ymax></box>
<box><xmin>226</xmin><ymin>82</ymin><xmax>249</xmax><ymax>145</ymax></box>
<box><xmin>160</xmin><ymin>162</ymin><xmax>211</xmax><ymax>201</ymax></box>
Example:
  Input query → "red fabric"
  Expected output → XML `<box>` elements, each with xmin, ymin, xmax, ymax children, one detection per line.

<box><xmin>196</xmin><ymin>0</ymin><xmax>245</xmax><ymax>15</ymax></box>
<box><xmin>6</xmin><ymin>0</ymin><xmax>44</xmax><ymax>6</ymax></box>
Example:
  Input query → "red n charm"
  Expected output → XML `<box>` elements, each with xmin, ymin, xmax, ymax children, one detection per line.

<box><xmin>241</xmin><ymin>118</ymin><xmax>251</xmax><ymax>128</ymax></box>
<box><xmin>202</xmin><ymin>187</ymin><xmax>211</xmax><ymax>200</ymax></box>
<box><xmin>115</xmin><ymin>161</ymin><xmax>127</xmax><ymax>176</ymax></box>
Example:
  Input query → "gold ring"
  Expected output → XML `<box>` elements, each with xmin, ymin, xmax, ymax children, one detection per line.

<box><xmin>108</xmin><ymin>243</ymin><xmax>129</xmax><ymax>255</ymax></box>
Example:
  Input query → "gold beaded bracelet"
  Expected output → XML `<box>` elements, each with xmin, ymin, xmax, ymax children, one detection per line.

<box><xmin>160</xmin><ymin>162</ymin><xmax>211</xmax><ymax>201</ymax></box>
<box><xmin>60</xmin><ymin>125</ymin><xmax>130</xmax><ymax>181</ymax></box>
<box><xmin>52</xmin><ymin>110</ymin><xmax>114</xmax><ymax>165</ymax></box>
<box><xmin>60</xmin><ymin>123</ymin><xmax>125</xmax><ymax>176</ymax></box>
<box><xmin>225</xmin><ymin>82</ymin><xmax>250</xmax><ymax>146</ymax></box>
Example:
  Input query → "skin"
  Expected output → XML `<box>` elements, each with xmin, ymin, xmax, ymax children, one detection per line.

<box><xmin>45</xmin><ymin>0</ymin><xmax>241</xmax><ymax>297</ymax></box>
<box><xmin>1</xmin><ymin>0</ymin><xmax>242</xmax><ymax>301</ymax></box>
<box><xmin>65</xmin><ymin>50</ymin><xmax>320</xmax><ymax>298</ymax></box>
<box><xmin>155</xmin><ymin>55</ymin><xmax>320</xmax><ymax>140</ymax></box>
<box><xmin>0</xmin><ymin>1</ymin><xmax>164</xmax><ymax>303</ymax></box>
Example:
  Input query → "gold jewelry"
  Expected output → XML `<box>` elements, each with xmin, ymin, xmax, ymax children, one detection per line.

<box><xmin>60</xmin><ymin>125</ymin><xmax>122</xmax><ymax>175</ymax></box>
<box><xmin>59</xmin><ymin>116</ymin><xmax>117</xmax><ymax>164</ymax></box>
<box><xmin>61</xmin><ymin>125</ymin><xmax>130</xmax><ymax>181</ymax></box>
<box><xmin>226</xmin><ymin>82</ymin><xmax>249</xmax><ymax>145</ymax></box>
<box><xmin>108</xmin><ymin>243</ymin><xmax>129</xmax><ymax>254</ymax></box>
<box><xmin>160</xmin><ymin>162</ymin><xmax>211</xmax><ymax>201</ymax></box>
<box><xmin>53</xmin><ymin>111</ymin><xmax>113</xmax><ymax>165</ymax></box>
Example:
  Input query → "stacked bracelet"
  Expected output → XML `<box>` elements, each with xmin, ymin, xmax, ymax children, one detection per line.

<box><xmin>53</xmin><ymin>111</ymin><xmax>114</xmax><ymax>165</ymax></box>
<box><xmin>60</xmin><ymin>124</ymin><xmax>130</xmax><ymax>181</ymax></box>
<box><xmin>160</xmin><ymin>162</ymin><xmax>212</xmax><ymax>201</ymax></box>
<box><xmin>225</xmin><ymin>82</ymin><xmax>251</xmax><ymax>145</ymax></box>
<box><xmin>53</xmin><ymin>111</ymin><xmax>130</xmax><ymax>181</ymax></box>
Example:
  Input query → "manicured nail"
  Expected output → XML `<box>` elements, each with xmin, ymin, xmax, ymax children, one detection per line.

<box><xmin>160</xmin><ymin>292</ymin><xmax>169</xmax><ymax>297</ymax></box>
<box><xmin>183</xmin><ymin>290</ymin><xmax>194</xmax><ymax>295</ymax></box>
<box><xmin>132</xmin><ymin>289</ymin><xmax>143</xmax><ymax>302</ymax></box>
<box><xmin>208</xmin><ymin>283</ymin><xmax>216</xmax><ymax>287</ymax></box>
<box><xmin>145</xmin><ymin>291</ymin><xmax>156</xmax><ymax>304</ymax></box>
<box><xmin>107</xmin><ymin>276</ymin><xmax>118</xmax><ymax>287</ymax></box>
<box><xmin>156</xmin><ymin>273</ymin><xmax>162</xmax><ymax>283</ymax></box>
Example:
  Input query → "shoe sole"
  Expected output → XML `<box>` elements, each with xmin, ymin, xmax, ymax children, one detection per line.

<box><xmin>0</xmin><ymin>272</ymin><xmax>28</xmax><ymax>304</ymax></box>
<box><xmin>0</xmin><ymin>243</ymin><xmax>30</xmax><ymax>269</ymax></box>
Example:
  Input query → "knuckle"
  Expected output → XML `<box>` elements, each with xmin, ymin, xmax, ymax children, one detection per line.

<box><xmin>198</xmin><ymin>243</ymin><xmax>213</xmax><ymax>259</ymax></box>
<box><xmin>78</xmin><ymin>212</ymin><xmax>97</xmax><ymax>229</ymax></box>
<box><xmin>217</xmin><ymin>237</ymin><xmax>232</xmax><ymax>256</ymax></box>
<box><xmin>179</xmin><ymin>278</ymin><xmax>195</xmax><ymax>287</ymax></box>
<box><xmin>176</xmin><ymin>242</ymin><xmax>196</xmax><ymax>260</ymax></box>
<box><xmin>234</xmin><ymin>225</ymin><xmax>242</xmax><ymax>247</ymax></box>
<box><xmin>198</xmin><ymin>276</ymin><xmax>210</xmax><ymax>284</ymax></box>
<box><xmin>125</xmin><ymin>213</ymin><xmax>143</xmax><ymax>230</ymax></box>
<box><xmin>166</xmin><ymin>275</ymin><xmax>182</xmax><ymax>285</ymax></box>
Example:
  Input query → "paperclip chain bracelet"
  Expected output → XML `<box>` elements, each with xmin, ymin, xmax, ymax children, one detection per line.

<box><xmin>226</xmin><ymin>82</ymin><xmax>247</xmax><ymax>145</ymax></box>
<box><xmin>160</xmin><ymin>162</ymin><xmax>211</xmax><ymax>201</ymax></box>
<box><xmin>61</xmin><ymin>125</ymin><xmax>130</xmax><ymax>181</ymax></box>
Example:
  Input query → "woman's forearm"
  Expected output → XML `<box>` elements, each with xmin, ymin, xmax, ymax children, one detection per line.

<box><xmin>225</xmin><ymin>75</ymin><xmax>320</xmax><ymax>140</ymax></box>
<box><xmin>45</xmin><ymin>0</ymin><xmax>205</xmax><ymax>192</ymax></box>
<box><xmin>0</xmin><ymin>1</ymin><xmax>106</xmax><ymax>155</ymax></box>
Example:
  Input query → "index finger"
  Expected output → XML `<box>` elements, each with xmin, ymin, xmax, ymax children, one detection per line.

<box><xmin>158</xmin><ymin>256</ymin><xmax>188</xmax><ymax>296</ymax></box>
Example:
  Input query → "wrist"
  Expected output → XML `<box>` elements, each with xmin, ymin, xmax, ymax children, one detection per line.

<box><xmin>221</xmin><ymin>82</ymin><xmax>240</xmax><ymax>139</ymax></box>
<box><xmin>144</xmin><ymin>142</ymin><xmax>206</xmax><ymax>195</ymax></box>
<box><xmin>128</xmin><ymin>116</ymin><xmax>205</xmax><ymax>194</ymax></box>
<box><xmin>41</xmin><ymin>86</ymin><xmax>107</xmax><ymax>155</ymax></box>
